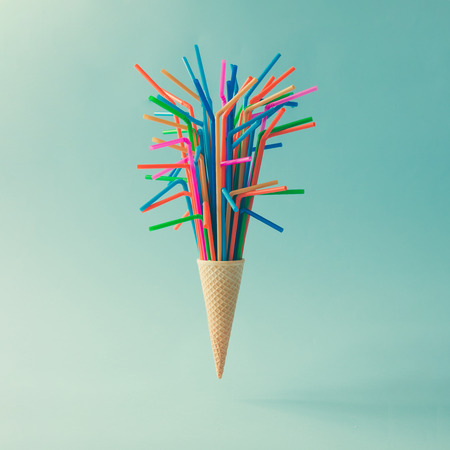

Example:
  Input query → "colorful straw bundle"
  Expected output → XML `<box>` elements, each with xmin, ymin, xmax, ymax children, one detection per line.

<box><xmin>135</xmin><ymin>46</ymin><xmax>317</xmax><ymax>378</ymax></box>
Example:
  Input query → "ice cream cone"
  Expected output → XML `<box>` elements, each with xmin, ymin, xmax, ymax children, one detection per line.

<box><xmin>197</xmin><ymin>259</ymin><xmax>245</xmax><ymax>379</ymax></box>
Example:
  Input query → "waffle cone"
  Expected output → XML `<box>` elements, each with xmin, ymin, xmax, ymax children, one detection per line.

<box><xmin>197</xmin><ymin>259</ymin><xmax>245</xmax><ymax>379</ymax></box>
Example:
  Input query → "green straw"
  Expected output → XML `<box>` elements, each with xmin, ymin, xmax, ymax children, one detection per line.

<box><xmin>145</xmin><ymin>175</ymin><xmax>188</xmax><ymax>182</ymax></box>
<box><xmin>260</xmin><ymin>189</ymin><xmax>305</xmax><ymax>195</ymax></box>
<box><xmin>149</xmin><ymin>214</ymin><xmax>202</xmax><ymax>232</ymax></box>
<box><xmin>162</xmin><ymin>129</ymin><xmax>187</xmax><ymax>134</ymax></box>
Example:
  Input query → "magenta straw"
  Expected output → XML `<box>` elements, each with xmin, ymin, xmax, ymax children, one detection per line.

<box><xmin>219</xmin><ymin>59</ymin><xmax>227</xmax><ymax>106</ymax></box>
<box><xmin>149</xmin><ymin>138</ymin><xmax>207</xmax><ymax>259</ymax></box>
<box><xmin>152</xmin><ymin>157</ymin><xmax>188</xmax><ymax>180</ymax></box>
<box><xmin>260</xmin><ymin>86</ymin><xmax>318</xmax><ymax>129</ymax></box>
<box><xmin>220</xmin><ymin>156</ymin><xmax>252</xmax><ymax>167</ymax></box>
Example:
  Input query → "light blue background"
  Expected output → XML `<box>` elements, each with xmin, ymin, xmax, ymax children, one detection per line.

<box><xmin>1</xmin><ymin>0</ymin><xmax>449</xmax><ymax>448</ymax></box>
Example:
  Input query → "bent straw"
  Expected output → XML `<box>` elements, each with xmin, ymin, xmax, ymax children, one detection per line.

<box><xmin>215</xmin><ymin>77</ymin><xmax>258</xmax><ymax>260</ymax></box>
<box><xmin>221</xmin><ymin>188</ymin><xmax>238</xmax><ymax>212</ymax></box>
<box><xmin>239</xmin><ymin>208</ymin><xmax>283</xmax><ymax>233</ymax></box>
<box><xmin>228</xmin><ymin>186</ymin><xmax>287</xmax><ymax>258</ymax></box>
<box><xmin>194</xmin><ymin>45</ymin><xmax>212</xmax><ymax>107</ymax></box>
<box><xmin>220</xmin><ymin>156</ymin><xmax>252</xmax><ymax>167</ymax></box>
<box><xmin>235</xmin><ymin>86</ymin><xmax>294</xmax><ymax>190</ymax></box>
<box><xmin>143</xmin><ymin>114</ymin><xmax>188</xmax><ymax>131</ymax></box>
<box><xmin>149</xmin><ymin>214</ymin><xmax>202</xmax><ymax>232</ymax></box>
<box><xmin>161</xmin><ymin>68</ymin><xmax>200</xmax><ymax>102</ymax></box>
<box><xmin>203</xmin><ymin>200</ymin><xmax>216</xmax><ymax>261</ymax></box>
<box><xmin>142</xmin><ymin>190</ymin><xmax>191</xmax><ymax>212</ymax></box>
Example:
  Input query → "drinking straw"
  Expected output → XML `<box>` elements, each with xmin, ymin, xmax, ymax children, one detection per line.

<box><xmin>269</xmin><ymin>122</ymin><xmax>316</xmax><ymax>138</ymax></box>
<box><xmin>154</xmin><ymin>111</ymin><xmax>173</xmax><ymax>116</ymax></box>
<box><xmin>220</xmin><ymin>156</ymin><xmax>252</xmax><ymax>166</ymax></box>
<box><xmin>149</xmin><ymin>137</ymin><xmax>207</xmax><ymax>260</ymax></box>
<box><xmin>150</xmin><ymin>157</ymin><xmax>188</xmax><ymax>180</ymax></box>
<box><xmin>202</xmin><ymin>201</ymin><xmax>216</xmax><ymax>261</ymax></box>
<box><xmin>228</xmin><ymin>186</ymin><xmax>287</xmax><ymax>258</ymax></box>
<box><xmin>145</xmin><ymin>175</ymin><xmax>187</xmax><ymax>182</ymax></box>
<box><xmin>194</xmin><ymin>45</ymin><xmax>212</xmax><ymax>108</ymax></box>
<box><xmin>250</xmin><ymin>143</ymin><xmax>283</xmax><ymax>151</ymax></box>
<box><xmin>260</xmin><ymin>189</ymin><xmax>305</xmax><ymax>195</ymax></box>
<box><xmin>143</xmin><ymin>114</ymin><xmax>188</xmax><ymax>131</ymax></box>
<box><xmin>149</xmin><ymin>214</ymin><xmax>202</xmax><ymax>232</ymax></box>
<box><xmin>161</xmin><ymin>68</ymin><xmax>201</xmax><ymax>102</ymax></box>
<box><xmin>215</xmin><ymin>78</ymin><xmax>258</xmax><ymax>260</ymax></box>
<box><xmin>221</xmin><ymin>188</ymin><xmax>238</xmax><ymax>212</ymax></box>
<box><xmin>243</xmin><ymin>53</ymin><xmax>281</xmax><ymax>107</ymax></box>
<box><xmin>219</xmin><ymin>60</ymin><xmax>227</xmax><ymax>106</ymax></box>
<box><xmin>142</xmin><ymin>190</ymin><xmax>191</xmax><ymax>212</ymax></box>
<box><xmin>137</xmin><ymin>163</ymin><xmax>189</xmax><ymax>170</ymax></box>
<box><xmin>163</xmin><ymin>130</ymin><xmax>187</xmax><ymax>135</ymax></box>
<box><xmin>239</xmin><ymin>208</ymin><xmax>283</xmax><ymax>233</ymax></box>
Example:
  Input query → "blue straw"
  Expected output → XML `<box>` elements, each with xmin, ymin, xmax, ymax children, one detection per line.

<box><xmin>154</xmin><ymin>111</ymin><xmax>174</xmax><ymax>117</ymax></box>
<box><xmin>221</xmin><ymin>188</ymin><xmax>238</xmax><ymax>212</ymax></box>
<box><xmin>239</xmin><ymin>208</ymin><xmax>283</xmax><ymax>233</ymax></box>
<box><xmin>194</xmin><ymin>45</ymin><xmax>212</xmax><ymax>108</ymax></box>
<box><xmin>243</xmin><ymin>53</ymin><xmax>281</xmax><ymax>108</ymax></box>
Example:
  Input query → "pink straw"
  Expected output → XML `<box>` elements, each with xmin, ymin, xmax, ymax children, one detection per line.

<box><xmin>260</xmin><ymin>86</ymin><xmax>318</xmax><ymax>129</ymax></box>
<box><xmin>149</xmin><ymin>138</ymin><xmax>207</xmax><ymax>260</ymax></box>
<box><xmin>220</xmin><ymin>156</ymin><xmax>252</xmax><ymax>167</ymax></box>
<box><xmin>219</xmin><ymin>59</ymin><xmax>227</xmax><ymax>106</ymax></box>
<box><xmin>152</xmin><ymin>157</ymin><xmax>188</xmax><ymax>180</ymax></box>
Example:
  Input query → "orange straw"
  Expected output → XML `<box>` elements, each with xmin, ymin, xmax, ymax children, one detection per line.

<box><xmin>142</xmin><ymin>191</ymin><xmax>191</xmax><ymax>212</ymax></box>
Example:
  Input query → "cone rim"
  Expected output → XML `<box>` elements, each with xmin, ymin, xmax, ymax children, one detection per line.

<box><xmin>197</xmin><ymin>258</ymin><xmax>245</xmax><ymax>267</ymax></box>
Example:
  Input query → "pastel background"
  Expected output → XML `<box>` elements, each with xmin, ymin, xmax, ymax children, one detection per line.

<box><xmin>1</xmin><ymin>0</ymin><xmax>449</xmax><ymax>448</ymax></box>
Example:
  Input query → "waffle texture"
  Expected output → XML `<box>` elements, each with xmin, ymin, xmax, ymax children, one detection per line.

<box><xmin>197</xmin><ymin>259</ymin><xmax>245</xmax><ymax>379</ymax></box>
